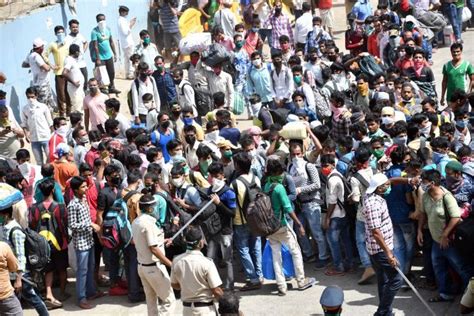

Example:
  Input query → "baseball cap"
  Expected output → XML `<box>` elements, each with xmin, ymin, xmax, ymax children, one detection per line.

<box><xmin>217</xmin><ymin>139</ymin><xmax>237</xmax><ymax>150</ymax></box>
<box><xmin>33</xmin><ymin>38</ymin><xmax>45</xmax><ymax>48</ymax></box>
<box><xmin>366</xmin><ymin>173</ymin><xmax>389</xmax><ymax>194</ymax></box>
<box><xmin>320</xmin><ymin>285</ymin><xmax>344</xmax><ymax>308</ymax></box>
<box><xmin>381</xmin><ymin>106</ymin><xmax>395</xmax><ymax>116</ymax></box>
<box><xmin>446</xmin><ymin>160</ymin><xmax>463</xmax><ymax>172</ymax></box>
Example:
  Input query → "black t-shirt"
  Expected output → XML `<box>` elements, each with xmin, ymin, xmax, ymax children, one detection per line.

<box><xmin>98</xmin><ymin>184</ymin><xmax>119</xmax><ymax>217</ymax></box>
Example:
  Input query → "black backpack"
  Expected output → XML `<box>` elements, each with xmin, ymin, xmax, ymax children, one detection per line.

<box><xmin>443</xmin><ymin>195</ymin><xmax>474</xmax><ymax>257</ymax></box>
<box><xmin>358</xmin><ymin>55</ymin><xmax>385</xmax><ymax>79</ymax></box>
<box><xmin>9</xmin><ymin>227</ymin><xmax>51</xmax><ymax>272</ymax></box>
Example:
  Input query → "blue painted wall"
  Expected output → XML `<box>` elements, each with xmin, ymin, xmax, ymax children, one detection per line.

<box><xmin>0</xmin><ymin>0</ymin><xmax>150</xmax><ymax>122</ymax></box>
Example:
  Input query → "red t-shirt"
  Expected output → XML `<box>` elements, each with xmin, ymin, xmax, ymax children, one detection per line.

<box><xmin>319</xmin><ymin>0</ymin><xmax>333</xmax><ymax>10</ymax></box>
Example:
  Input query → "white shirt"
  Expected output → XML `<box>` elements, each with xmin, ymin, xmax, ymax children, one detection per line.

<box><xmin>65</xmin><ymin>33</ymin><xmax>87</xmax><ymax>68</ymax></box>
<box><xmin>63</xmin><ymin>56</ymin><xmax>84</xmax><ymax>86</ymax></box>
<box><xmin>131</xmin><ymin>77</ymin><xmax>161</xmax><ymax>117</ymax></box>
<box><xmin>146</xmin><ymin>109</ymin><xmax>159</xmax><ymax>132</ymax></box>
<box><xmin>134</xmin><ymin>43</ymin><xmax>160</xmax><ymax>69</ymax></box>
<box><xmin>294</xmin><ymin>12</ymin><xmax>313</xmax><ymax>44</ymax></box>
<box><xmin>20</xmin><ymin>100</ymin><xmax>53</xmax><ymax>142</ymax></box>
<box><xmin>206</xmin><ymin>71</ymin><xmax>234</xmax><ymax>109</ymax></box>
<box><xmin>115</xmin><ymin>113</ymin><xmax>131</xmax><ymax>138</ymax></box>
<box><xmin>117</xmin><ymin>16</ymin><xmax>134</xmax><ymax>48</ymax></box>
<box><xmin>188</xmin><ymin>61</ymin><xmax>209</xmax><ymax>91</ymax></box>
<box><xmin>26</xmin><ymin>52</ymin><xmax>50</xmax><ymax>86</ymax></box>
<box><xmin>326</xmin><ymin>170</ymin><xmax>345</xmax><ymax>218</ymax></box>
<box><xmin>271</xmin><ymin>65</ymin><xmax>294</xmax><ymax>101</ymax></box>
<box><xmin>213</xmin><ymin>8</ymin><xmax>236</xmax><ymax>38</ymax></box>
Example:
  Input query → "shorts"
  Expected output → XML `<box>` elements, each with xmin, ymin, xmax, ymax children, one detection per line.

<box><xmin>163</xmin><ymin>31</ymin><xmax>182</xmax><ymax>50</ymax></box>
<box><xmin>461</xmin><ymin>279</ymin><xmax>474</xmax><ymax>308</ymax></box>
<box><xmin>320</xmin><ymin>8</ymin><xmax>334</xmax><ymax>28</ymax></box>
<box><xmin>45</xmin><ymin>250</ymin><xmax>68</xmax><ymax>273</ymax></box>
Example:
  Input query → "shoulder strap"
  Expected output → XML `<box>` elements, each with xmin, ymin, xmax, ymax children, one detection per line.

<box><xmin>134</xmin><ymin>78</ymin><xmax>140</xmax><ymax>92</ymax></box>
<box><xmin>9</xmin><ymin>226</ymin><xmax>23</xmax><ymax>246</ymax></box>
<box><xmin>123</xmin><ymin>190</ymin><xmax>139</xmax><ymax>202</ymax></box>
<box><xmin>353</xmin><ymin>172</ymin><xmax>370</xmax><ymax>189</ymax></box>
<box><xmin>268</xmin><ymin>183</ymin><xmax>278</xmax><ymax>197</ymax></box>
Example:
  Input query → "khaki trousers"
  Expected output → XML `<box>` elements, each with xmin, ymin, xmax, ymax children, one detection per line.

<box><xmin>137</xmin><ymin>264</ymin><xmax>175</xmax><ymax>315</ymax></box>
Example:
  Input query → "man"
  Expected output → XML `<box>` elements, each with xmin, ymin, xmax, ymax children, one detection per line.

<box><xmin>441</xmin><ymin>43</ymin><xmax>474</xmax><ymax>107</ymax></box>
<box><xmin>20</xmin><ymin>87</ymin><xmax>53</xmax><ymax>166</ymax></box>
<box><xmin>52</xmin><ymin>143</ymin><xmax>79</xmax><ymax>191</ymax></box>
<box><xmin>183</xmin><ymin>125</ymin><xmax>201</xmax><ymax>169</ymax></box>
<box><xmin>65</xmin><ymin>19</ymin><xmax>88</xmax><ymax>90</ymax></box>
<box><xmin>351</xmin><ymin>0</ymin><xmax>372</xmax><ymax>21</ymax></box>
<box><xmin>62</xmin><ymin>44</ymin><xmax>85</xmax><ymax>114</ymax></box>
<box><xmin>305</xmin><ymin>17</ymin><xmax>332</xmax><ymax>56</ymax></box>
<box><xmin>172</xmin><ymin>68</ymin><xmax>197</xmax><ymax>118</ymax></box>
<box><xmin>159</xmin><ymin>0</ymin><xmax>182</xmax><ymax>59</ymax></box>
<box><xmin>264</xmin><ymin>0</ymin><xmax>294</xmax><ymax>51</ymax></box>
<box><xmin>46</xmin><ymin>25</ymin><xmax>70</xmax><ymax>117</ymax></box>
<box><xmin>131</xmin><ymin>62</ymin><xmax>160</xmax><ymax>125</ymax></box>
<box><xmin>247</xmin><ymin>51</ymin><xmax>273</xmax><ymax>108</ymax></box>
<box><xmin>206</xmin><ymin>62</ymin><xmax>234</xmax><ymax>110</ymax></box>
<box><xmin>83</xmin><ymin>78</ymin><xmax>108</xmax><ymax>132</ymax></box>
<box><xmin>152</xmin><ymin>56</ymin><xmax>177</xmax><ymax>114</ymax></box>
<box><xmin>187</xmin><ymin>52</ymin><xmax>212</xmax><ymax>116</ymax></box>
<box><xmin>48</xmin><ymin>117</ymin><xmax>69</xmax><ymax>163</ymax></box>
<box><xmin>72</xmin><ymin>128</ymin><xmax>89</xmax><ymax>166</ymax></box>
<box><xmin>294</xmin><ymin>3</ymin><xmax>313</xmax><ymax>50</ymax></box>
<box><xmin>22</xmin><ymin>38</ymin><xmax>55</xmax><ymax>111</ymax></box>
<box><xmin>105</xmin><ymin>98</ymin><xmax>130</xmax><ymax>139</ymax></box>
<box><xmin>91</xmin><ymin>14</ymin><xmax>120</xmax><ymax>94</ymax></box>
<box><xmin>0</xmin><ymin>105</ymin><xmax>24</xmax><ymax>159</ymax></box>
<box><xmin>68</xmin><ymin>176</ymin><xmax>103</xmax><ymax>309</ymax></box>
<box><xmin>134</xmin><ymin>30</ymin><xmax>159</xmax><ymax>68</ymax></box>
<box><xmin>320</xmin><ymin>285</ymin><xmax>344</xmax><ymax>316</ymax></box>
<box><xmin>170</xmin><ymin>226</ymin><xmax>224</xmax><ymax>316</ymax></box>
<box><xmin>0</xmin><ymin>241</ymin><xmax>22</xmax><ymax>315</ymax></box>
<box><xmin>417</xmin><ymin>169</ymin><xmax>473</xmax><ymax>302</ymax></box>
<box><xmin>117</xmin><ymin>6</ymin><xmax>136</xmax><ymax>79</ymax></box>
<box><xmin>132</xmin><ymin>194</ymin><xmax>175</xmax><ymax>315</ymax></box>
<box><xmin>362</xmin><ymin>173</ymin><xmax>402</xmax><ymax>316</ymax></box>
<box><xmin>213</xmin><ymin>0</ymin><xmax>236</xmax><ymax>38</ymax></box>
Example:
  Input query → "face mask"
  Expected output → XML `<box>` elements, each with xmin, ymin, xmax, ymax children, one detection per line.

<box><xmin>321</xmin><ymin>166</ymin><xmax>332</xmax><ymax>176</ymax></box>
<box><xmin>446</xmin><ymin>175</ymin><xmax>463</xmax><ymax>190</ymax></box>
<box><xmin>267</xmin><ymin>175</ymin><xmax>283</xmax><ymax>183</ymax></box>
<box><xmin>309</xmin><ymin>55</ymin><xmax>318</xmax><ymax>62</ymax></box>
<box><xmin>156</xmin><ymin>65</ymin><xmax>164</xmax><ymax>73</ymax></box>
<box><xmin>357</xmin><ymin>83</ymin><xmax>369</xmax><ymax>97</ymax></box>
<box><xmin>313</xmin><ymin>25</ymin><xmax>321</xmax><ymax>34</ymax></box>
<box><xmin>79</xmin><ymin>136</ymin><xmax>89</xmax><ymax>144</ymax></box>
<box><xmin>171</xmin><ymin>177</ymin><xmax>185</xmax><ymax>188</ymax></box>
<box><xmin>252</xmin><ymin>59</ymin><xmax>262</xmax><ymax>67</ymax></box>
<box><xmin>0</xmin><ymin>216</ymin><xmax>5</xmax><ymax>226</ymax></box>
<box><xmin>293</xmin><ymin>75</ymin><xmax>302</xmax><ymax>85</ymax></box>
<box><xmin>56</xmin><ymin>33</ymin><xmax>65</xmax><ymax>43</ymax></box>
<box><xmin>18</xmin><ymin>162</ymin><xmax>30</xmax><ymax>179</ymax></box>
<box><xmin>89</xmin><ymin>87</ymin><xmax>99</xmax><ymax>94</ymax></box>
<box><xmin>27</xmin><ymin>97</ymin><xmax>36</xmax><ymax>104</ymax></box>
<box><xmin>91</xmin><ymin>141</ymin><xmax>100</xmax><ymax>149</ymax></box>
<box><xmin>139</xmin><ymin>73</ymin><xmax>148</xmax><ymax>81</ymax></box>
<box><xmin>190</xmin><ymin>56</ymin><xmax>200</xmax><ymax>66</ymax></box>
<box><xmin>110</xmin><ymin>176</ymin><xmax>122</xmax><ymax>186</ymax></box>
<box><xmin>389</xmin><ymin>36</ymin><xmax>400</xmax><ymax>48</ymax></box>
<box><xmin>173</xmin><ymin>79</ymin><xmax>182</xmax><ymax>85</ymax></box>
<box><xmin>0</xmin><ymin>118</ymin><xmax>10</xmax><ymax>127</ymax></box>
<box><xmin>250</xmin><ymin>102</ymin><xmax>262</xmax><ymax>115</ymax></box>
<box><xmin>281</xmin><ymin>43</ymin><xmax>290</xmax><ymax>50</ymax></box>
<box><xmin>183</xmin><ymin>117</ymin><xmax>194</xmax><ymax>126</ymax></box>
<box><xmin>274</xmin><ymin>7</ymin><xmax>282</xmax><ymax>14</ymax></box>
<box><xmin>98</xmin><ymin>20</ymin><xmax>107</xmax><ymax>31</ymax></box>
<box><xmin>185</xmin><ymin>135</ymin><xmax>196</xmax><ymax>145</ymax></box>
<box><xmin>206</xmin><ymin>130</ymin><xmax>220</xmax><ymax>142</ymax></box>
<box><xmin>332</xmin><ymin>73</ymin><xmax>345</xmax><ymax>84</ymax></box>
<box><xmin>161</xmin><ymin>120</ymin><xmax>171</xmax><ymax>129</ymax></box>
<box><xmin>331</xmin><ymin>105</ymin><xmax>344</xmax><ymax>118</ymax></box>
<box><xmin>393</xmin><ymin>135</ymin><xmax>408</xmax><ymax>146</ymax></box>
<box><xmin>294</xmin><ymin>100</ymin><xmax>305</xmax><ymax>108</ymax></box>
<box><xmin>56</xmin><ymin>125</ymin><xmax>69</xmax><ymax>137</ymax></box>
<box><xmin>200</xmin><ymin>158</ymin><xmax>212</xmax><ymax>173</ymax></box>
<box><xmin>248</xmin><ymin>149</ymin><xmax>257</xmax><ymax>159</ymax></box>
<box><xmin>383</xmin><ymin>186</ymin><xmax>392</xmax><ymax>196</ymax></box>
<box><xmin>235</xmin><ymin>41</ymin><xmax>244</xmax><ymax>49</ymax></box>
<box><xmin>143</xmin><ymin>37</ymin><xmax>151</xmax><ymax>45</ymax></box>
<box><xmin>212</xmin><ymin>178</ymin><xmax>226</xmax><ymax>193</ymax></box>
<box><xmin>251</xmin><ymin>27</ymin><xmax>259</xmax><ymax>33</ymax></box>
<box><xmin>419</xmin><ymin>122</ymin><xmax>432</xmax><ymax>137</ymax></box>
<box><xmin>432</xmin><ymin>151</ymin><xmax>445</xmax><ymax>164</ymax></box>
<box><xmin>371</xmin><ymin>149</ymin><xmax>385</xmax><ymax>159</ymax></box>
<box><xmin>224</xmin><ymin>150</ymin><xmax>233</xmax><ymax>159</ymax></box>
<box><xmin>292</xmin><ymin>157</ymin><xmax>304</xmax><ymax>166</ymax></box>
<box><xmin>171</xmin><ymin>150</ymin><xmax>184</xmax><ymax>161</ymax></box>
<box><xmin>420</xmin><ymin>182</ymin><xmax>431</xmax><ymax>192</ymax></box>
<box><xmin>456</xmin><ymin>119</ymin><xmax>468</xmax><ymax>129</ymax></box>
<box><xmin>381</xmin><ymin>116</ymin><xmax>394</xmax><ymax>126</ymax></box>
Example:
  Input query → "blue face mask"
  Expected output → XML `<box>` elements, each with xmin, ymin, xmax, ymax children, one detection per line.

<box><xmin>432</xmin><ymin>151</ymin><xmax>445</xmax><ymax>164</ymax></box>
<box><xmin>456</xmin><ymin>119</ymin><xmax>468</xmax><ymax>129</ymax></box>
<box><xmin>383</xmin><ymin>186</ymin><xmax>392</xmax><ymax>196</ymax></box>
<box><xmin>183</xmin><ymin>117</ymin><xmax>193</xmax><ymax>126</ymax></box>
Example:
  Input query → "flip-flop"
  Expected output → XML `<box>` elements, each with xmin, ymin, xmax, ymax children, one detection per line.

<box><xmin>45</xmin><ymin>298</ymin><xmax>63</xmax><ymax>310</ymax></box>
<box><xmin>428</xmin><ymin>296</ymin><xmax>454</xmax><ymax>303</ymax></box>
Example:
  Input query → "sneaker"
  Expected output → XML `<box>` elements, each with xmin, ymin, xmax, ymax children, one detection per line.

<box><xmin>314</xmin><ymin>259</ymin><xmax>330</xmax><ymax>270</ymax></box>
<box><xmin>109</xmin><ymin>286</ymin><xmax>128</xmax><ymax>296</ymax></box>
<box><xmin>401</xmin><ymin>283</ymin><xmax>411</xmax><ymax>291</ymax></box>
<box><xmin>239</xmin><ymin>281</ymin><xmax>262</xmax><ymax>292</ymax></box>
<box><xmin>358</xmin><ymin>267</ymin><xmax>376</xmax><ymax>285</ymax></box>
<box><xmin>298</xmin><ymin>277</ymin><xmax>317</xmax><ymax>290</ymax></box>
<box><xmin>277</xmin><ymin>289</ymin><xmax>287</xmax><ymax>296</ymax></box>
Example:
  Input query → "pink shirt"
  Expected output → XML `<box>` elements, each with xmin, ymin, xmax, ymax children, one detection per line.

<box><xmin>83</xmin><ymin>93</ymin><xmax>108</xmax><ymax>131</ymax></box>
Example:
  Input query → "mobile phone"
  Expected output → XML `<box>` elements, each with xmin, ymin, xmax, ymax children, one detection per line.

<box><xmin>5</xmin><ymin>126</ymin><xmax>11</xmax><ymax>131</ymax></box>
<box><xmin>101</xmin><ymin>151</ymin><xmax>109</xmax><ymax>159</ymax></box>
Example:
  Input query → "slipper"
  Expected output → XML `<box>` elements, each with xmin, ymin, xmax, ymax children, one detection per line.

<box><xmin>325</xmin><ymin>268</ymin><xmax>345</xmax><ymax>276</ymax></box>
<box><xmin>45</xmin><ymin>298</ymin><xmax>63</xmax><ymax>310</ymax></box>
<box><xmin>428</xmin><ymin>295</ymin><xmax>454</xmax><ymax>303</ymax></box>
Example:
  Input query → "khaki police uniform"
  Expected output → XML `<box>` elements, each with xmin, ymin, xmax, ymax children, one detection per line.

<box><xmin>132</xmin><ymin>213</ymin><xmax>175</xmax><ymax>315</ymax></box>
<box><xmin>170</xmin><ymin>250</ymin><xmax>222</xmax><ymax>316</ymax></box>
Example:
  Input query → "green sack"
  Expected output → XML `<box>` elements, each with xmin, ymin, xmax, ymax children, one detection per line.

<box><xmin>233</xmin><ymin>93</ymin><xmax>245</xmax><ymax>115</ymax></box>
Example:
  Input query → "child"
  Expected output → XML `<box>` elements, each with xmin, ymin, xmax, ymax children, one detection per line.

<box><xmin>244</xmin><ymin>18</ymin><xmax>264</xmax><ymax>56</ymax></box>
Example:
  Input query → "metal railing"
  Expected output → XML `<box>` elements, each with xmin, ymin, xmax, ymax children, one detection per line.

<box><xmin>0</xmin><ymin>0</ymin><xmax>58</xmax><ymax>22</ymax></box>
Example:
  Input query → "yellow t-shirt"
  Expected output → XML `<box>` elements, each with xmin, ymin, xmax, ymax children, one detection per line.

<box><xmin>232</xmin><ymin>174</ymin><xmax>261</xmax><ymax>225</ymax></box>
<box><xmin>46</xmin><ymin>42</ymin><xmax>69</xmax><ymax>75</ymax></box>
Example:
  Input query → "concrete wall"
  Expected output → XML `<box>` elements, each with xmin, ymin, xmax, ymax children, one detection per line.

<box><xmin>0</xmin><ymin>0</ymin><xmax>150</xmax><ymax>122</ymax></box>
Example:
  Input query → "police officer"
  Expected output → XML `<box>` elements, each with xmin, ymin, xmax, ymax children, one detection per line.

<box><xmin>170</xmin><ymin>226</ymin><xmax>224</xmax><ymax>316</ymax></box>
<box><xmin>132</xmin><ymin>194</ymin><xmax>175</xmax><ymax>315</ymax></box>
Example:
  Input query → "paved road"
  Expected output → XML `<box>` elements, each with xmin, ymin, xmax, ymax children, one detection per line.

<box><xmin>24</xmin><ymin>0</ymin><xmax>474</xmax><ymax>315</ymax></box>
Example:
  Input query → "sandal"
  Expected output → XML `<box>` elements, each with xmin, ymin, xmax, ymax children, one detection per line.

<box><xmin>45</xmin><ymin>298</ymin><xmax>63</xmax><ymax>310</ymax></box>
<box><xmin>325</xmin><ymin>267</ymin><xmax>345</xmax><ymax>276</ymax></box>
<box><xmin>428</xmin><ymin>295</ymin><xmax>454</xmax><ymax>303</ymax></box>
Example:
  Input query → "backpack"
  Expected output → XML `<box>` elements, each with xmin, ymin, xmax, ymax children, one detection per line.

<box><xmin>258</xmin><ymin>106</ymin><xmax>290</xmax><ymax>127</ymax></box>
<box><xmin>358</xmin><ymin>55</ymin><xmax>385</xmax><ymax>79</ymax></box>
<box><xmin>233</xmin><ymin>175</ymin><xmax>281</xmax><ymax>237</ymax></box>
<box><xmin>312</xmin><ymin>87</ymin><xmax>332</xmax><ymax>120</ymax></box>
<box><xmin>31</xmin><ymin>201</ymin><xmax>67</xmax><ymax>253</ymax></box>
<box><xmin>9</xmin><ymin>226</ymin><xmax>51</xmax><ymax>272</ymax></box>
<box><xmin>442</xmin><ymin>194</ymin><xmax>474</xmax><ymax>257</ymax></box>
<box><xmin>101</xmin><ymin>191</ymin><xmax>137</xmax><ymax>250</ymax></box>
<box><xmin>127</xmin><ymin>79</ymin><xmax>140</xmax><ymax>116</ymax></box>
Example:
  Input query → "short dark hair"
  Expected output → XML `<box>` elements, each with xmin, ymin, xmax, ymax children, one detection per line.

<box><xmin>208</xmin><ymin>162</ymin><xmax>224</xmax><ymax>176</ymax></box>
<box><xmin>68</xmin><ymin>19</ymin><xmax>79</xmax><ymax>27</ymax></box>
<box><xmin>70</xmin><ymin>176</ymin><xmax>86</xmax><ymax>191</ymax></box>
<box><xmin>104</xmin><ymin>119</ymin><xmax>120</xmax><ymax>133</ymax></box>
<box><xmin>320</xmin><ymin>154</ymin><xmax>336</xmax><ymax>165</ymax></box>
<box><xmin>105</xmin><ymin>98</ymin><xmax>121</xmax><ymax>112</ymax></box>
<box><xmin>421</xmin><ymin>169</ymin><xmax>442</xmax><ymax>186</ymax></box>
<box><xmin>54</xmin><ymin>25</ymin><xmax>65</xmax><ymax>34</ymax></box>
<box><xmin>266</xmin><ymin>159</ymin><xmax>284</xmax><ymax>176</ymax></box>
<box><xmin>218</xmin><ymin>291</ymin><xmax>240</xmax><ymax>315</ymax></box>
<box><xmin>38</xmin><ymin>178</ymin><xmax>55</xmax><ymax>197</ymax></box>
<box><xmin>233</xmin><ymin>151</ymin><xmax>252</xmax><ymax>173</ymax></box>
<box><xmin>41</xmin><ymin>163</ymin><xmax>55</xmax><ymax>177</ymax></box>
<box><xmin>70</xmin><ymin>112</ymin><xmax>83</xmax><ymax>126</ymax></box>
<box><xmin>15</xmin><ymin>149</ymin><xmax>30</xmax><ymax>161</ymax></box>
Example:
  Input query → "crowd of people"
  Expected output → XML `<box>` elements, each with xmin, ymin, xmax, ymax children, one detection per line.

<box><xmin>0</xmin><ymin>0</ymin><xmax>474</xmax><ymax>315</ymax></box>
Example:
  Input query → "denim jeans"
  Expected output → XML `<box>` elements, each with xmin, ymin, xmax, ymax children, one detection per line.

<box><xmin>370</xmin><ymin>251</ymin><xmax>403</xmax><ymax>316</ymax></box>
<box><xmin>326</xmin><ymin>216</ymin><xmax>354</xmax><ymax>271</ymax></box>
<box><xmin>21</xmin><ymin>272</ymin><xmax>49</xmax><ymax>316</ymax></box>
<box><xmin>124</xmin><ymin>244</ymin><xmax>142</xmax><ymax>300</ymax></box>
<box><xmin>31</xmin><ymin>141</ymin><xmax>49</xmax><ymax>166</ymax></box>
<box><xmin>392</xmin><ymin>222</ymin><xmax>416</xmax><ymax>275</ymax></box>
<box><xmin>76</xmin><ymin>247</ymin><xmax>96</xmax><ymax>303</ymax></box>
<box><xmin>296</xmin><ymin>202</ymin><xmax>329</xmax><ymax>261</ymax></box>
<box><xmin>431</xmin><ymin>241</ymin><xmax>473</xmax><ymax>298</ymax></box>
<box><xmin>103</xmin><ymin>247</ymin><xmax>120</xmax><ymax>285</ymax></box>
<box><xmin>233</xmin><ymin>224</ymin><xmax>262</xmax><ymax>283</ymax></box>
<box><xmin>207</xmin><ymin>233</ymin><xmax>234</xmax><ymax>289</ymax></box>
<box><xmin>443</xmin><ymin>2</ymin><xmax>462</xmax><ymax>40</ymax></box>
<box><xmin>356</xmin><ymin>220</ymin><xmax>372</xmax><ymax>268</ymax></box>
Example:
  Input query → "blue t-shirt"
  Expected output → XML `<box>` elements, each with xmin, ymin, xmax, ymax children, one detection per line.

<box><xmin>352</xmin><ymin>0</ymin><xmax>373</xmax><ymax>21</ymax></box>
<box><xmin>91</xmin><ymin>27</ymin><xmax>113</xmax><ymax>61</ymax></box>
<box><xmin>219</xmin><ymin>128</ymin><xmax>241</xmax><ymax>146</ymax></box>
<box><xmin>385</xmin><ymin>165</ymin><xmax>414</xmax><ymax>224</ymax></box>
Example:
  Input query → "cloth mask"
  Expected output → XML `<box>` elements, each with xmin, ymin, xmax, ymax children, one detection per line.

<box><xmin>381</xmin><ymin>116</ymin><xmax>394</xmax><ymax>125</ymax></box>
<box><xmin>212</xmin><ymin>178</ymin><xmax>226</xmax><ymax>193</ymax></box>
<box><xmin>171</xmin><ymin>177</ymin><xmax>185</xmax><ymax>188</ymax></box>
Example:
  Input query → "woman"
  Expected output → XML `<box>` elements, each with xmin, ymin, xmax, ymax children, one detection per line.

<box><xmin>404</xmin><ymin>48</ymin><xmax>437</xmax><ymax>100</ymax></box>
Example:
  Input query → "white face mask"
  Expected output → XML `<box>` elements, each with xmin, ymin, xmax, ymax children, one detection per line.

<box><xmin>250</xmin><ymin>102</ymin><xmax>262</xmax><ymax>115</ymax></box>
<box><xmin>98</xmin><ymin>20</ymin><xmax>106</xmax><ymax>31</ymax></box>
<box><xmin>252</xmin><ymin>58</ymin><xmax>262</xmax><ymax>67</ymax></box>
<box><xmin>206</xmin><ymin>130</ymin><xmax>220</xmax><ymax>142</ymax></box>
<box><xmin>292</xmin><ymin>157</ymin><xmax>304</xmax><ymax>166</ymax></box>
<box><xmin>381</xmin><ymin>116</ymin><xmax>394</xmax><ymax>126</ymax></box>
<box><xmin>171</xmin><ymin>150</ymin><xmax>184</xmax><ymax>161</ymax></box>
<box><xmin>56</xmin><ymin>125</ymin><xmax>69</xmax><ymax>138</ymax></box>
<box><xmin>27</xmin><ymin>97</ymin><xmax>36</xmax><ymax>105</ymax></box>
<box><xmin>171</xmin><ymin>177</ymin><xmax>185</xmax><ymax>188</ymax></box>
<box><xmin>18</xmin><ymin>162</ymin><xmax>30</xmax><ymax>179</ymax></box>
<box><xmin>419</xmin><ymin>122</ymin><xmax>432</xmax><ymax>137</ymax></box>
<box><xmin>212</xmin><ymin>178</ymin><xmax>226</xmax><ymax>193</ymax></box>
<box><xmin>91</xmin><ymin>141</ymin><xmax>100</xmax><ymax>149</ymax></box>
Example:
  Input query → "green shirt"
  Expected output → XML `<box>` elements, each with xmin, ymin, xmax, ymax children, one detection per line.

<box><xmin>442</xmin><ymin>60</ymin><xmax>474</xmax><ymax>102</ymax></box>
<box><xmin>263</xmin><ymin>182</ymin><xmax>293</xmax><ymax>226</ymax></box>
<box><xmin>421</xmin><ymin>188</ymin><xmax>460</xmax><ymax>243</ymax></box>
<box><xmin>91</xmin><ymin>27</ymin><xmax>113</xmax><ymax>61</ymax></box>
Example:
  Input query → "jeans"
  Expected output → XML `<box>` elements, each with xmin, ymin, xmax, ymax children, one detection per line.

<box><xmin>124</xmin><ymin>244</ymin><xmax>142</xmax><ymax>300</ymax></box>
<box><xmin>356</xmin><ymin>220</ymin><xmax>372</xmax><ymax>268</ymax></box>
<box><xmin>21</xmin><ymin>272</ymin><xmax>49</xmax><ymax>316</ymax></box>
<box><xmin>421</xmin><ymin>228</ymin><xmax>435</xmax><ymax>282</ymax></box>
<box><xmin>76</xmin><ymin>247</ymin><xmax>96</xmax><ymax>303</ymax></box>
<box><xmin>207</xmin><ymin>233</ymin><xmax>234</xmax><ymax>289</ymax></box>
<box><xmin>370</xmin><ymin>252</ymin><xmax>403</xmax><ymax>316</ymax></box>
<box><xmin>103</xmin><ymin>247</ymin><xmax>120</xmax><ymax>285</ymax></box>
<box><xmin>443</xmin><ymin>2</ymin><xmax>462</xmax><ymax>40</ymax></box>
<box><xmin>431</xmin><ymin>241</ymin><xmax>473</xmax><ymax>298</ymax></box>
<box><xmin>392</xmin><ymin>222</ymin><xmax>416</xmax><ymax>275</ymax></box>
<box><xmin>296</xmin><ymin>202</ymin><xmax>329</xmax><ymax>261</ymax></box>
<box><xmin>103</xmin><ymin>57</ymin><xmax>116</xmax><ymax>89</ymax></box>
<box><xmin>31</xmin><ymin>141</ymin><xmax>49</xmax><ymax>166</ymax></box>
<box><xmin>233</xmin><ymin>224</ymin><xmax>262</xmax><ymax>283</ymax></box>
<box><xmin>326</xmin><ymin>216</ymin><xmax>354</xmax><ymax>271</ymax></box>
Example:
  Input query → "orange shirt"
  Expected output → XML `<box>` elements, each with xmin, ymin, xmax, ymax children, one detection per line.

<box><xmin>53</xmin><ymin>159</ymin><xmax>79</xmax><ymax>191</ymax></box>
<box><xmin>0</xmin><ymin>241</ymin><xmax>18</xmax><ymax>300</ymax></box>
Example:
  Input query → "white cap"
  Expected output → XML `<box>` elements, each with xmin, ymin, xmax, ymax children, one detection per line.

<box><xmin>33</xmin><ymin>37</ymin><xmax>45</xmax><ymax>48</ymax></box>
<box><xmin>366</xmin><ymin>173</ymin><xmax>389</xmax><ymax>194</ymax></box>
<box><xmin>376</xmin><ymin>92</ymin><xmax>390</xmax><ymax>101</ymax></box>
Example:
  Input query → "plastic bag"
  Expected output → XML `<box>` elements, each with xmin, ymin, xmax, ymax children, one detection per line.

<box><xmin>68</xmin><ymin>241</ymin><xmax>77</xmax><ymax>272</ymax></box>
<box><xmin>463</xmin><ymin>7</ymin><xmax>472</xmax><ymax>23</ymax></box>
<box><xmin>202</xmin><ymin>43</ymin><xmax>233</xmax><ymax>67</ymax></box>
<box><xmin>0</xmin><ymin>183</ymin><xmax>23</xmax><ymax>210</ymax></box>
<box><xmin>233</xmin><ymin>92</ymin><xmax>245</xmax><ymax>115</ymax></box>
<box><xmin>94</xmin><ymin>65</ymin><xmax>110</xmax><ymax>87</ymax></box>
<box><xmin>179</xmin><ymin>32</ymin><xmax>212</xmax><ymax>55</ymax></box>
<box><xmin>262</xmin><ymin>242</ymin><xmax>295</xmax><ymax>280</ymax></box>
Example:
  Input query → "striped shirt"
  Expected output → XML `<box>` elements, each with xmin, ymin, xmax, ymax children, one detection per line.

<box><xmin>362</xmin><ymin>193</ymin><xmax>394</xmax><ymax>255</ymax></box>
<box><xmin>160</xmin><ymin>4</ymin><xmax>179</xmax><ymax>33</ymax></box>
<box><xmin>264</xmin><ymin>13</ymin><xmax>294</xmax><ymax>49</ymax></box>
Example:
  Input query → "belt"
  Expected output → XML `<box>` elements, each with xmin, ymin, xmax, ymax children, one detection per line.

<box><xmin>138</xmin><ymin>262</ymin><xmax>156</xmax><ymax>267</ymax></box>
<box><xmin>183</xmin><ymin>301</ymin><xmax>214</xmax><ymax>307</ymax></box>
